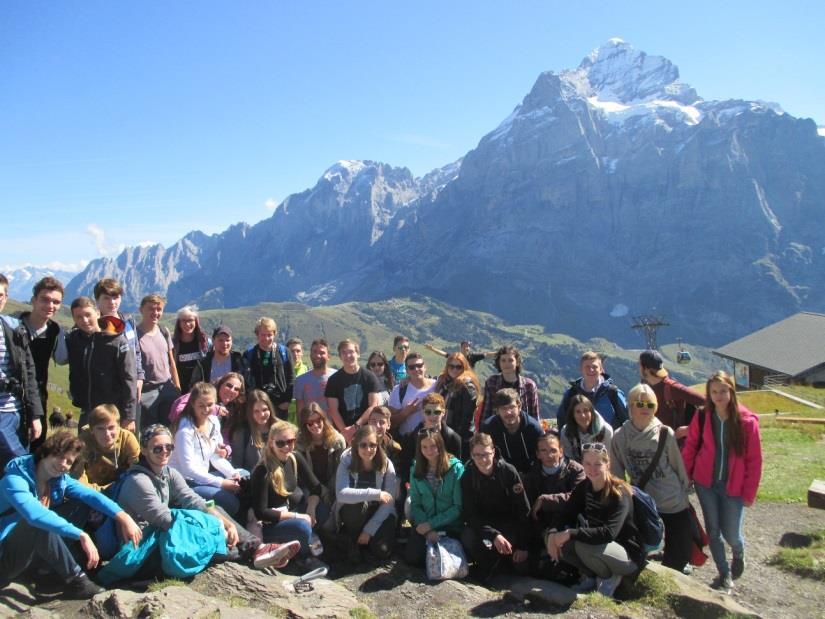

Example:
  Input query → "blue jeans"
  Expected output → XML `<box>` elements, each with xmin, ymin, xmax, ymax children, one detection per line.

<box><xmin>0</xmin><ymin>410</ymin><xmax>27</xmax><ymax>474</ymax></box>
<box><xmin>262</xmin><ymin>517</ymin><xmax>313</xmax><ymax>558</ymax></box>
<box><xmin>188</xmin><ymin>482</ymin><xmax>241</xmax><ymax>519</ymax></box>
<box><xmin>695</xmin><ymin>480</ymin><xmax>745</xmax><ymax>575</ymax></box>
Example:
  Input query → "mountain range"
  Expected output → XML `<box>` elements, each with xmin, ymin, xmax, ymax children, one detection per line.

<box><xmin>65</xmin><ymin>39</ymin><xmax>825</xmax><ymax>346</ymax></box>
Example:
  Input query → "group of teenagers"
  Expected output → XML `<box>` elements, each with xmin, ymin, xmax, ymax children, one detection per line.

<box><xmin>0</xmin><ymin>274</ymin><xmax>762</xmax><ymax>602</ymax></box>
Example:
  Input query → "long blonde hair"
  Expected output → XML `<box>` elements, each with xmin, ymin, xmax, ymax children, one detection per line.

<box><xmin>263</xmin><ymin>420</ymin><xmax>298</xmax><ymax>497</ymax></box>
<box><xmin>582</xmin><ymin>444</ymin><xmax>632</xmax><ymax>505</ymax></box>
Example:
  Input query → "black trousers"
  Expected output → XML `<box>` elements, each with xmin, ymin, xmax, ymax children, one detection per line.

<box><xmin>661</xmin><ymin>508</ymin><xmax>693</xmax><ymax>571</ymax></box>
<box><xmin>338</xmin><ymin>502</ymin><xmax>396</xmax><ymax>559</ymax></box>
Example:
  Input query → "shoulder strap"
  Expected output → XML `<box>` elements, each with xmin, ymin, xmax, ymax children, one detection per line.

<box><xmin>637</xmin><ymin>426</ymin><xmax>669</xmax><ymax>490</ymax></box>
<box><xmin>606</xmin><ymin>384</ymin><xmax>622</xmax><ymax>414</ymax></box>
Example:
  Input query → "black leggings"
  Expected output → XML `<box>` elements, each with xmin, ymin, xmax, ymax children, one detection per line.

<box><xmin>338</xmin><ymin>502</ymin><xmax>396</xmax><ymax>559</ymax></box>
<box><xmin>661</xmin><ymin>508</ymin><xmax>693</xmax><ymax>571</ymax></box>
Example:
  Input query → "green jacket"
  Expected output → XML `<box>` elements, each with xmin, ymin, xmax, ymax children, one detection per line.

<box><xmin>408</xmin><ymin>456</ymin><xmax>464</xmax><ymax>533</ymax></box>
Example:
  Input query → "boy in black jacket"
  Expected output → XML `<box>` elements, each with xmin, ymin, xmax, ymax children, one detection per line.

<box><xmin>64</xmin><ymin>297</ymin><xmax>137</xmax><ymax>428</ymax></box>
<box><xmin>480</xmin><ymin>388</ymin><xmax>543</xmax><ymax>474</ymax></box>
<box><xmin>461</xmin><ymin>432</ymin><xmax>530</xmax><ymax>582</ymax></box>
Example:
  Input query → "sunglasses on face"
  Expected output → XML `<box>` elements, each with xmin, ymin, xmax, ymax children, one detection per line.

<box><xmin>397</xmin><ymin>344</ymin><xmax>409</xmax><ymax>350</ymax></box>
<box><xmin>368</xmin><ymin>362</ymin><xmax>385</xmax><ymax>368</ymax></box>
<box><xmin>582</xmin><ymin>442</ymin><xmax>607</xmax><ymax>453</ymax></box>
<box><xmin>423</xmin><ymin>408</ymin><xmax>443</xmax><ymax>416</ymax></box>
<box><xmin>633</xmin><ymin>401</ymin><xmax>656</xmax><ymax>409</ymax></box>
<box><xmin>407</xmin><ymin>363</ymin><xmax>425</xmax><ymax>370</ymax></box>
<box><xmin>359</xmin><ymin>442</ymin><xmax>378</xmax><ymax>450</ymax></box>
<box><xmin>152</xmin><ymin>444</ymin><xmax>174</xmax><ymax>455</ymax></box>
<box><xmin>418</xmin><ymin>427</ymin><xmax>439</xmax><ymax>437</ymax></box>
<box><xmin>222</xmin><ymin>383</ymin><xmax>242</xmax><ymax>392</ymax></box>
<box><xmin>305</xmin><ymin>418</ymin><xmax>323</xmax><ymax>428</ymax></box>
<box><xmin>447</xmin><ymin>364</ymin><xmax>463</xmax><ymax>370</ymax></box>
<box><xmin>274</xmin><ymin>438</ymin><xmax>296</xmax><ymax>448</ymax></box>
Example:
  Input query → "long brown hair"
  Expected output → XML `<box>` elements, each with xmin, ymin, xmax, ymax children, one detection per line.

<box><xmin>175</xmin><ymin>382</ymin><xmax>216</xmax><ymax>433</ymax></box>
<box><xmin>263</xmin><ymin>420</ymin><xmax>298</xmax><ymax>496</ymax></box>
<box><xmin>296</xmin><ymin>402</ymin><xmax>338</xmax><ymax>450</ymax></box>
<box><xmin>243</xmin><ymin>389</ymin><xmax>276</xmax><ymax>449</ymax></box>
<box><xmin>705</xmin><ymin>371</ymin><xmax>744</xmax><ymax>456</ymax></box>
<box><xmin>413</xmin><ymin>429</ymin><xmax>450</xmax><ymax>480</ymax></box>
<box><xmin>437</xmin><ymin>352</ymin><xmax>480</xmax><ymax>394</ymax></box>
<box><xmin>349</xmin><ymin>425</ymin><xmax>387</xmax><ymax>474</ymax></box>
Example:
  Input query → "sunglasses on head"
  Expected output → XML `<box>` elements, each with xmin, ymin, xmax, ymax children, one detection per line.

<box><xmin>407</xmin><ymin>362</ymin><xmax>425</xmax><ymax>370</ymax></box>
<box><xmin>423</xmin><ymin>407</ymin><xmax>443</xmax><ymax>416</ymax></box>
<box><xmin>418</xmin><ymin>427</ymin><xmax>439</xmax><ymax>437</ymax></box>
<box><xmin>633</xmin><ymin>401</ymin><xmax>656</xmax><ymax>409</ymax></box>
<box><xmin>152</xmin><ymin>444</ymin><xmax>174</xmax><ymax>455</ymax></box>
<box><xmin>274</xmin><ymin>438</ymin><xmax>296</xmax><ymax>448</ymax></box>
<box><xmin>582</xmin><ymin>442</ymin><xmax>607</xmax><ymax>453</ymax></box>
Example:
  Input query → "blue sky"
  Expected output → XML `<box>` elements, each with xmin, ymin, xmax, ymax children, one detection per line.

<box><xmin>2</xmin><ymin>0</ymin><xmax>823</xmax><ymax>271</ymax></box>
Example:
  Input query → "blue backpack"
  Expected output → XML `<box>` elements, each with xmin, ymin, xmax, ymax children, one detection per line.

<box><xmin>631</xmin><ymin>485</ymin><xmax>665</xmax><ymax>551</ymax></box>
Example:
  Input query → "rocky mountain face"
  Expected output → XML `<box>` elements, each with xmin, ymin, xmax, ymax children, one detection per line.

<box><xmin>66</xmin><ymin>39</ymin><xmax>825</xmax><ymax>345</ymax></box>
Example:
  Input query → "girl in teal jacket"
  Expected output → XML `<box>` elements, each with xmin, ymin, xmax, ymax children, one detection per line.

<box><xmin>405</xmin><ymin>428</ymin><xmax>464</xmax><ymax>566</ymax></box>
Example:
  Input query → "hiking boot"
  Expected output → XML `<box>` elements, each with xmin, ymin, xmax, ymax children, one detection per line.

<box><xmin>711</xmin><ymin>572</ymin><xmax>733</xmax><ymax>594</ymax></box>
<box><xmin>731</xmin><ymin>555</ymin><xmax>745</xmax><ymax>580</ymax></box>
<box><xmin>596</xmin><ymin>574</ymin><xmax>623</xmax><ymax>598</ymax></box>
<box><xmin>571</xmin><ymin>575</ymin><xmax>597</xmax><ymax>593</ymax></box>
<box><xmin>253</xmin><ymin>541</ymin><xmax>301</xmax><ymax>570</ymax></box>
<box><xmin>347</xmin><ymin>540</ymin><xmax>363</xmax><ymax>565</ymax></box>
<box><xmin>64</xmin><ymin>573</ymin><xmax>105</xmax><ymax>599</ymax></box>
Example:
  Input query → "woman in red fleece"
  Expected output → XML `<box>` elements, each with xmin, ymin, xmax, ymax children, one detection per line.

<box><xmin>682</xmin><ymin>371</ymin><xmax>762</xmax><ymax>594</ymax></box>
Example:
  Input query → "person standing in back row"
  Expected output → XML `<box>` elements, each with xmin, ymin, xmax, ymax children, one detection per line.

<box><xmin>324</xmin><ymin>339</ymin><xmax>381</xmax><ymax>443</ymax></box>
<box><xmin>136</xmin><ymin>294</ymin><xmax>181</xmax><ymax>430</ymax></box>
<box><xmin>639</xmin><ymin>350</ymin><xmax>705</xmax><ymax>441</ymax></box>
<box><xmin>245</xmin><ymin>317</ymin><xmax>294</xmax><ymax>421</ymax></box>
<box><xmin>556</xmin><ymin>351</ymin><xmax>628</xmax><ymax>430</ymax></box>
<box><xmin>481</xmin><ymin>346</ymin><xmax>540</xmax><ymax>421</ymax></box>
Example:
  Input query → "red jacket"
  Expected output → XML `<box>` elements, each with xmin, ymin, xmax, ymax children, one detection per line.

<box><xmin>681</xmin><ymin>406</ymin><xmax>762</xmax><ymax>504</ymax></box>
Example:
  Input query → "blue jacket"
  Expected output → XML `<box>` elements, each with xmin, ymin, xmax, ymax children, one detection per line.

<box><xmin>556</xmin><ymin>374</ymin><xmax>628</xmax><ymax>429</ymax></box>
<box><xmin>0</xmin><ymin>454</ymin><xmax>122</xmax><ymax>546</ymax></box>
<box><xmin>408</xmin><ymin>456</ymin><xmax>464</xmax><ymax>534</ymax></box>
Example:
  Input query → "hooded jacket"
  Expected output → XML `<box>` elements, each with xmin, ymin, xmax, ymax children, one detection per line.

<box><xmin>524</xmin><ymin>456</ymin><xmax>586</xmax><ymax>527</ymax></box>
<box><xmin>0</xmin><ymin>454</ymin><xmax>122</xmax><ymax>545</ymax></box>
<box><xmin>681</xmin><ymin>406</ymin><xmax>762</xmax><ymax>504</ymax></box>
<box><xmin>560</xmin><ymin>409</ymin><xmax>614</xmax><ymax>463</ymax></box>
<box><xmin>0</xmin><ymin>320</ymin><xmax>43</xmax><ymax>435</ymax></box>
<box><xmin>610</xmin><ymin>417</ymin><xmax>690</xmax><ymax>514</ymax></box>
<box><xmin>72</xmin><ymin>425</ymin><xmax>140</xmax><ymax>492</ymax></box>
<box><xmin>556</xmin><ymin>373</ymin><xmax>628</xmax><ymax>429</ymax></box>
<box><xmin>408</xmin><ymin>456</ymin><xmax>464</xmax><ymax>534</ymax></box>
<box><xmin>481</xmin><ymin>410</ymin><xmax>543</xmax><ymax>473</ymax></box>
<box><xmin>334</xmin><ymin>448</ymin><xmax>398</xmax><ymax>537</ymax></box>
<box><xmin>65</xmin><ymin>321</ymin><xmax>137</xmax><ymax>421</ymax></box>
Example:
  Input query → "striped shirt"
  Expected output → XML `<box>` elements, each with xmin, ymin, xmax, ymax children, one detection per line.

<box><xmin>0</xmin><ymin>326</ymin><xmax>22</xmax><ymax>415</ymax></box>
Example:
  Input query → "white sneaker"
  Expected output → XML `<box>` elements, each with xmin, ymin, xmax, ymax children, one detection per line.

<box><xmin>596</xmin><ymin>574</ymin><xmax>623</xmax><ymax>597</ymax></box>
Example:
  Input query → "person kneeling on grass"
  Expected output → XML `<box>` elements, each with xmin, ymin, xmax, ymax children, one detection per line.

<box><xmin>0</xmin><ymin>431</ymin><xmax>142</xmax><ymax>599</ymax></box>
<box><xmin>334</xmin><ymin>425</ymin><xmax>398</xmax><ymax>563</ymax></box>
<box><xmin>545</xmin><ymin>442</ymin><xmax>643</xmax><ymax>598</ymax></box>
<box><xmin>116</xmin><ymin>424</ymin><xmax>299</xmax><ymax>576</ymax></box>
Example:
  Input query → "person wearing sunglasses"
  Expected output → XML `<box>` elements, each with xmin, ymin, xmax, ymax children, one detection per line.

<box><xmin>609</xmin><ymin>384</ymin><xmax>692</xmax><ymax>574</ymax></box>
<box><xmin>71</xmin><ymin>403</ymin><xmax>140</xmax><ymax>492</ymax></box>
<box><xmin>215</xmin><ymin>372</ymin><xmax>247</xmax><ymax>440</ymax></box>
<box><xmin>460</xmin><ymin>432</ymin><xmax>530</xmax><ymax>583</ymax></box>
<box><xmin>169</xmin><ymin>382</ymin><xmax>247</xmax><ymax>519</ymax></box>
<box><xmin>545</xmin><ymin>442</ymin><xmax>643</xmax><ymax>598</ymax></box>
<box><xmin>405</xmin><ymin>429</ymin><xmax>464</xmax><ymax>567</ymax></box>
<box><xmin>400</xmin><ymin>394</ymin><xmax>462</xmax><ymax>487</ymax></box>
<box><xmin>681</xmin><ymin>371</ymin><xmax>762</xmax><ymax>594</ymax></box>
<box><xmin>334</xmin><ymin>424</ymin><xmax>398</xmax><ymax>563</ymax></box>
<box><xmin>295</xmin><ymin>402</ymin><xmax>346</xmax><ymax>520</ymax></box>
<box><xmin>560</xmin><ymin>395</ymin><xmax>613</xmax><ymax>463</ymax></box>
<box><xmin>638</xmin><ymin>349</ymin><xmax>705</xmax><ymax>442</ymax></box>
<box><xmin>388</xmin><ymin>336</ymin><xmax>410</xmax><ymax>382</ymax></box>
<box><xmin>389</xmin><ymin>352</ymin><xmax>436</xmax><ymax>439</ymax></box>
<box><xmin>434</xmin><ymin>352</ymin><xmax>480</xmax><ymax>454</ymax></box>
<box><xmin>366</xmin><ymin>350</ymin><xmax>394</xmax><ymax>406</ymax></box>
<box><xmin>117</xmin><ymin>424</ymin><xmax>297</xmax><ymax>574</ymax></box>
<box><xmin>250</xmin><ymin>420</ymin><xmax>326</xmax><ymax>573</ymax></box>
<box><xmin>480</xmin><ymin>388</ymin><xmax>543</xmax><ymax>474</ymax></box>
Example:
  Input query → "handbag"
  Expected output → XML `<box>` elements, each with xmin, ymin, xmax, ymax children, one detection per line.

<box><xmin>425</xmin><ymin>534</ymin><xmax>469</xmax><ymax>580</ymax></box>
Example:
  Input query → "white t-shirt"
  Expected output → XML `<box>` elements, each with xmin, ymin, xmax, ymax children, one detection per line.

<box><xmin>389</xmin><ymin>379</ymin><xmax>437</xmax><ymax>437</ymax></box>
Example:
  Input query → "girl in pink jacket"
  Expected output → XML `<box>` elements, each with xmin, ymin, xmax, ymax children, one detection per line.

<box><xmin>682</xmin><ymin>371</ymin><xmax>762</xmax><ymax>594</ymax></box>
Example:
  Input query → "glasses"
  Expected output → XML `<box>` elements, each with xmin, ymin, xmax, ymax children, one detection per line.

<box><xmin>152</xmin><ymin>444</ymin><xmax>174</xmax><ymax>455</ymax></box>
<box><xmin>305</xmin><ymin>418</ymin><xmax>324</xmax><ymax>428</ymax></box>
<box><xmin>582</xmin><ymin>442</ymin><xmax>607</xmax><ymax>453</ymax></box>
<box><xmin>447</xmin><ymin>363</ymin><xmax>463</xmax><ymax>370</ymax></box>
<box><xmin>222</xmin><ymin>383</ymin><xmax>242</xmax><ymax>392</ymax></box>
<box><xmin>633</xmin><ymin>401</ymin><xmax>656</xmax><ymax>409</ymax></box>
<box><xmin>418</xmin><ymin>427</ymin><xmax>439</xmax><ymax>437</ymax></box>
<box><xmin>368</xmin><ymin>362</ymin><xmax>385</xmax><ymax>368</ymax></box>
<box><xmin>471</xmin><ymin>451</ymin><xmax>494</xmax><ymax>460</ymax></box>
<box><xmin>397</xmin><ymin>344</ymin><xmax>409</xmax><ymax>350</ymax></box>
<box><xmin>358</xmin><ymin>442</ymin><xmax>378</xmax><ymax>450</ymax></box>
<box><xmin>407</xmin><ymin>362</ymin><xmax>425</xmax><ymax>370</ymax></box>
<box><xmin>423</xmin><ymin>408</ymin><xmax>443</xmax><ymax>416</ymax></box>
<box><xmin>274</xmin><ymin>438</ymin><xmax>297</xmax><ymax>448</ymax></box>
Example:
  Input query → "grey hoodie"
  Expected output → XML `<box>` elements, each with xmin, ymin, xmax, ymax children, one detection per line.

<box><xmin>609</xmin><ymin>417</ymin><xmax>690</xmax><ymax>514</ymax></box>
<box><xmin>118</xmin><ymin>460</ymin><xmax>208</xmax><ymax>531</ymax></box>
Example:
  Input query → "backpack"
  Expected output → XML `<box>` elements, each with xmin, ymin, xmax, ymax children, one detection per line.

<box><xmin>631</xmin><ymin>485</ymin><xmax>665</xmax><ymax>552</ymax></box>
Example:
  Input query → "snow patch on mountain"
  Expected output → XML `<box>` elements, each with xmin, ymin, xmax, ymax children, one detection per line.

<box><xmin>818</xmin><ymin>126</ymin><xmax>825</xmax><ymax>137</ymax></box>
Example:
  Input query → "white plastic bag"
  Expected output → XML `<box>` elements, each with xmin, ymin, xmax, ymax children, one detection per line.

<box><xmin>425</xmin><ymin>535</ymin><xmax>469</xmax><ymax>580</ymax></box>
